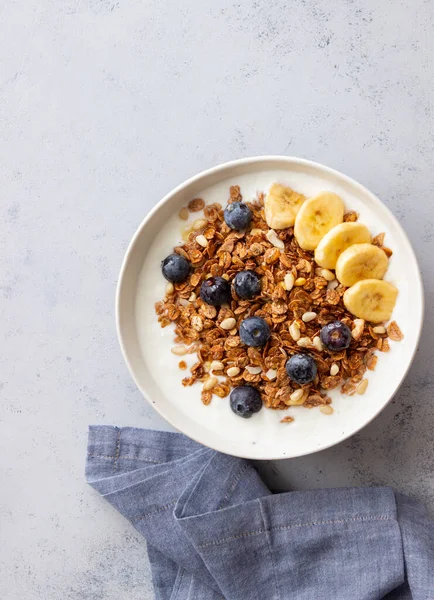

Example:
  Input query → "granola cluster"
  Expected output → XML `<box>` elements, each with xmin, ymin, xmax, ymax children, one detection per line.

<box><xmin>155</xmin><ymin>186</ymin><xmax>402</xmax><ymax>415</ymax></box>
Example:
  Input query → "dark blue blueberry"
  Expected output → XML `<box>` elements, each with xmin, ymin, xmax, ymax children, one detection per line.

<box><xmin>161</xmin><ymin>253</ymin><xmax>190</xmax><ymax>283</ymax></box>
<box><xmin>233</xmin><ymin>270</ymin><xmax>261</xmax><ymax>299</ymax></box>
<box><xmin>200</xmin><ymin>277</ymin><xmax>231</xmax><ymax>306</ymax></box>
<box><xmin>239</xmin><ymin>316</ymin><xmax>270</xmax><ymax>347</ymax></box>
<box><xmin>230</xmin><ymin>385</ymin><xmax>262</xmax><ymax>418</ymax></box>
<box><xmin>320</xmin><ymin>321</ymin><xmax>352</xmax><ymax>352</ymax></box>
<box><xmin>224</xmin><ymin>202</ymin><xmax>253</xmax><ymax>230</ymax></box>
<box><xmin>285</xmin><ymin>354</ymin><xmax>317</xmax><ymax>385</ymax></box>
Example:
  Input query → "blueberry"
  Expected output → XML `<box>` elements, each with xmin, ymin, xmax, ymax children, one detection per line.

<box><xmin>224</xmin><ymin>202</ymin><xmax>252</xmax><ymax>230</ymax></box>
<box><xmin>320</xmin><ymin>321</ymin><xmax>352</xmax><ymax>352</ymax></box>
<box><xmin>200</xmin><ymin>277</ymin><xmax>231</xmax><ymax>306</ymax></box>
<box><xmin>285</xmin><ymin>354</ymin><xmax>317</xmax><ymax>385</ymax></box>
<box><xmin>239</xmin><ymin>316</ymin><xmax>270</xmax><ymax>347</ymax></box>
<box><xmin>161</xmin><ymin>253</ymin><xmax>190</xmax><ymax>283</ymax></box>
<box><xmin>230</xmin><ymin>385</ymin><xmax>262</xmax><ymax>418</ymax></box>
<box><xmin>233</xmin><ymin>270</ymin><xmax>261</xmax><ymax>299</ymax></box>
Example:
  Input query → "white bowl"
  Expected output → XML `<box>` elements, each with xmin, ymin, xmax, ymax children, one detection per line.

<box><xmin>116</xmin><ymin>156</ymin><xmax>423</xmax><ymax>460</ymax></box>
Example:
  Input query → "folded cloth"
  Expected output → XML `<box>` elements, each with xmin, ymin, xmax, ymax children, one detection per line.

<box><xmin>85</xmin><ymin>426</ymin><xmax>434</xmax><ymax>600</ymax></box>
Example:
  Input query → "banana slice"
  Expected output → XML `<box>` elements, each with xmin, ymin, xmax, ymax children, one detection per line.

<box><xmin>264</xmin><ymin>183</ymin><xmax>306</xmax><ymax>230</ymax></box>
<box><xmin>314</xmin><ymin>222</ymin><xmax>371</xmax><ymax>269</ymax></box>
<box><xmin>343</xmin><ymin>279</ymin><xmax>398</xmax><ymax>323</ymax></box>
<box><xmin>336</xmin><ymin>243</ymin><xmax>389</xmax><ymax>287</ymax></box>
<box><xmin>294</xmin><ymin>192</ymin><xmax>344</xmax><ymax>250</ymax></box>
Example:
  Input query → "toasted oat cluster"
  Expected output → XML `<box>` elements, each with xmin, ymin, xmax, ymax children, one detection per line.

<box><xmin>155</xmin><ymin>186</ymin><xmax>402</xmax><ymax>417</ymax></box>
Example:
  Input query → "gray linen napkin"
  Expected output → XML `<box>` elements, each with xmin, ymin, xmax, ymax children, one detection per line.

<box><xmin>85</xmin><ymin>426</ymin><xmax>434</xmax><ymax>599</ymax></box>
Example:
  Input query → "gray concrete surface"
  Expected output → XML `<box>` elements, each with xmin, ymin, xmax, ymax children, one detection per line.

<box><xmin>1</xmin><ymin>0</ymin><xmax>433</xmax><ymax>598</ymax></box>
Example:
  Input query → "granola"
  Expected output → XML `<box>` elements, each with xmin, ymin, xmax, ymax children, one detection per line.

<box><xmin>156</xmin><ymin>185</ymin><xmax>402</xmax><ymax>416</ymax></box>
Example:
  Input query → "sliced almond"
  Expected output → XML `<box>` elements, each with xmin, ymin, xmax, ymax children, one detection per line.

<box><xmin>165</xmin><ymin>282</ymin><xmax>174</xmax><ymax>295</ymax></box>
<box><xmin>373</xmin><ymin>325</ymin><xmax>386</xmax><ymax>334</ymax></box>
<box><xmin>352</xmin><ymin>318</ymin><xmax>365</xmax><ymax>341</ymax></box>
<box><xmin>320</xmin><ymin>405</ymin><xmax>334</xmax><ymax>415</ymax></box>
<box><xmin>196</xmin><ymin>234</ymin><xmax>208</xmax><ymax>248</ymax></box>
<box><xmin>265</xmin><ymin>369</ymin><xmax>277</xmax><ymax>380</ymax></box>
<box><xmin>266</xmin><ymin>229</ymin><xmax>285</xmax><ymax>250</ymax></box>
<box><xmin>327</xmin><ymin>279</ymin><xmax>339</xmax><ymax>290</ymax></box>
<box><xmin>245</xmin><ymin>365</ymin><xmax>262</xmax><ymax>375</ymax></box>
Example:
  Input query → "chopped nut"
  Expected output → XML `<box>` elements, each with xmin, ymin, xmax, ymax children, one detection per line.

<box><xmin>227</xmin><ymin>366</ymin><xmax>240</xmax><ymax>377</ymax></box>
<box><xmin>352</xmin><ymin>319</ymin><xmax>365</xmax><ymax>341</ymax></box>
<box><xmin>297</xmin><ymin>337</ymin><xmax>311</xmax><ymax>348</ymax></box>
<box><xmin>250</xmin><ymin>228</ymin><xmax>264</xmax><ymax>236</ymax></box>
<box><xmin>320</xmin><ymin>405</ymin><xmax>334</xmax><ymax>415</ymax></box>
<box><xmin>203</xmin><ymin>376</ymin><xmax>218</xmax><ymax>391</ymax></box>
<box><xmin>320</xmin><ymin>268</ymin><xmax>335</xmax><ymax>281</ymax></box>
<box><xmin>294</xmin><ymin>277</ymin><xmax>306</xmax><ymax>286</ymax></box>
<box><xmin>327</xmin><ymin>279</ymin><xmax>339</xmax><ymax>290</ymax></box>
<box><xmin>280</xmin><ymin>416</ymin><xmax>294</xmax><ymax>423</ymax></box>
<box><xmin>266</xmin><ymin>229</ymin><xmax>285</xmax><ymax>250</ymax></box>
<box><xmin>196</xmin><ymin>234</ymin><xmax>208</xmax><ymax>248</ymax></box>
<box><xmin>312</xmin><ymin>336</ymin><xmax>323</xmax><ymax>352</ymax></box>
<box><xmin>356</xmin><ymin>379</ymin><xmax>369</xmax><ymax>395</ymax></box>
<box><xmin>210</xmin><ymin>360</ymin><xmax>224</xmax><ymax>371</ymax></box>
<box><xmin>265</xmin><ymin>368</ymin><xmax>277</xmax><ymax>380</ymax></box>
<box><xmin>245</xmin><ymin>365</ymin><xmax>262</xmax><ymax>375</ymax></box>
<box><xmin>289</xmin><ymin>321</ymin><xmax>301</xmax><ymax>341</ymax></box>
<box><xmin>302</xmin><ymin>311</ymin><xmax>317</xmax><ymax>323</ymax></box>
<box><xmin>288</xmin><ymin>388</ymin><xmax>305</xmax><ymax>405</ymax></box>
<box><xmin>387</xmin><ymin>321</ymin><xmax>403</xmax><ymax>341</ymax></box>
<box><xmin>179</xmin><ymin>207</ymin><xmax>189</xmax><ymax>220</ymax></box>
<box><xmin>372</xmin><ymin>325</ymin><xmax>386</xmax><ymax>334</ymax></box>
<box><xmin>284</xmin><ymin>273</ymin><xmax>295</xmax><ymax>291</ymax></box>
<box><xmin>220</xmin><ymin>317</ymin><xmax>236</xmax><ymax>330</ymax></box>
<box><xmin>171</xmin><ymin>345</ymin><xmax>188</xmax><ymax>356</ymax></box>
<box><xmin>188</xmin><ymin>198</ymin><xmax>205</xmax><ymax>212</ymax></box>
<box><xmin>330</xmin><ymin>363</ymin><xmax>339</xmax><ymax>376</ymax></box>
<box><xmin>165</xmin><ymin>282</ymin><xmax>174</xmax><ymax>295</ymax></box>
<box><xmin>193</xmin><ymin>218</ymin><xmax>208</xmax><ymax>230</ymax></box>
<box><xmin>189</xmin><ymin>292</ymin><xmax>197</xmax><ymax>302</ymax></box>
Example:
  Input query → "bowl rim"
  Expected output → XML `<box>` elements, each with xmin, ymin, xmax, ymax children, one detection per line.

<box><xmin>116</xmin><ymin>155</ymin><xmax>424</xmax><ymax>459</ymax></box>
